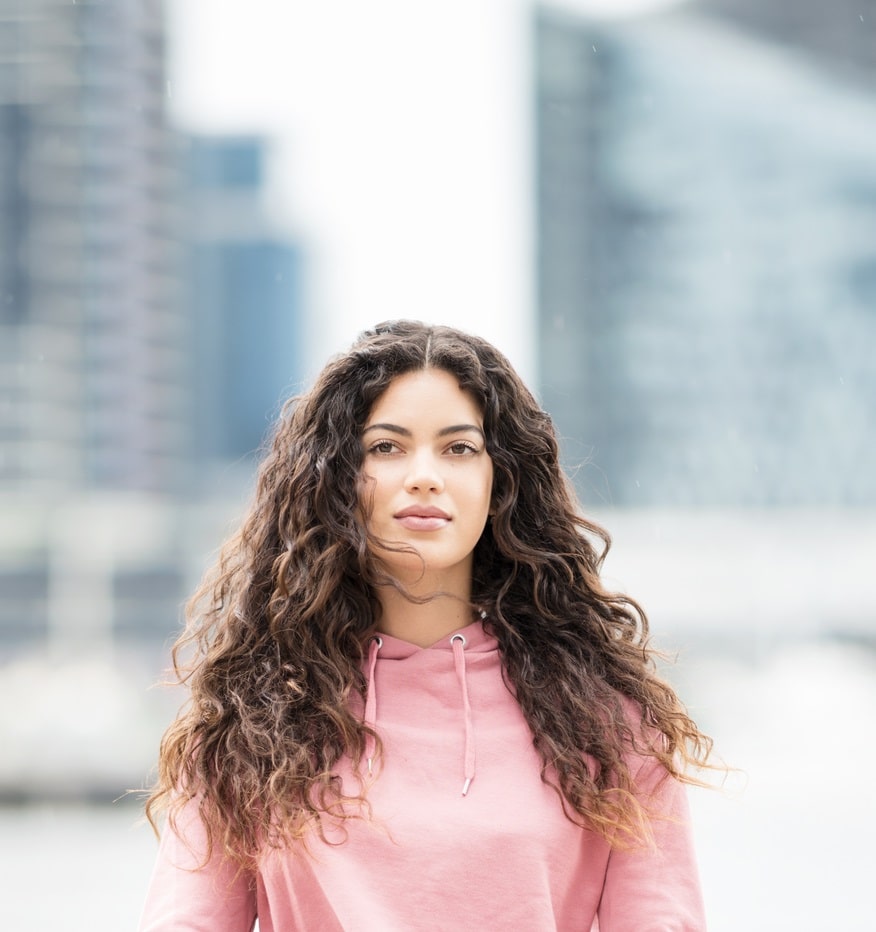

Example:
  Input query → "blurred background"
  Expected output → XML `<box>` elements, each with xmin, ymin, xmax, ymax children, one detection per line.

<box><xmin>1</xmin><ymin>0</ymin><xmax>874</xmax><ymax>928</ymax></box>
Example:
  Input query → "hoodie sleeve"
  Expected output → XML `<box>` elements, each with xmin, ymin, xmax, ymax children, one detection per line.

<box><xmin>596</xmin><ymin>757</ymin><xmax>707</xmax><ymax>932</ymax></box>
<box><xmin>138</xmin><ymin>798</ymin><xmax>258</xmax><ymax>932</ymax></box>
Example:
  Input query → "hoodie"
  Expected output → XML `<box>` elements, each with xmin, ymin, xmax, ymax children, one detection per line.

<box><xmin>139</xmin><ymin>620</ymin><xmax>706</xmax><ymax>931</ymax></box>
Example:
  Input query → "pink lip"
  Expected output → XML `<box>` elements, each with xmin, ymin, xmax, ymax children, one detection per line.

<box><xmin>394</xmin><ymin>506</ymin><xmax>451</xmax><ymax>519</ymax></box>
<box><xmin>394</xmin><ymin>505</ymin><xmax>451</xmax><ymax>532</ymax></box>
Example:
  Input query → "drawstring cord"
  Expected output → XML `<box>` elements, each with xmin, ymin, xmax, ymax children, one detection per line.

<box><xmin>450</xmin><ymin>633</ymin><xmax>476</xmax><ymax>796</ymax></box>
<box><xmin>364</xmin><ymin>636</ymin><xmax>382</xmax><ymax>776</ymax></box>
<box><xmin>363</xmin><ymin>631</ymin><xmax>477</xmax><ymax>796</ymax></box>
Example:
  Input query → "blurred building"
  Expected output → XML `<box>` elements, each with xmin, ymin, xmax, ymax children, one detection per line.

<box><xmin>535</xmin><ymin>6</ymin><xmax>876</xmax><ymax>507</ymax></box>
<box><xmin>0</xmin><ymin>0</ymin><xmax>185</xmax><ymax>496</ymax></box>
<box><xmin>699</xmin><ymin>0</ymin><xmax>876</xmax><ymax>82</ymax></box>
<box><xmin>183</xmin><ymin>135</ymin><xmax>303</xmax><ymax>473</ymax></box>
<box><xmin>0</xmin><ymin>0</ymin><xmax>189</xmax><ymax>658</ymax></box>
<box><xmin>0</xmin><ymin>4</ymin><xmax>304</xmax><ymax>659</ymax></box>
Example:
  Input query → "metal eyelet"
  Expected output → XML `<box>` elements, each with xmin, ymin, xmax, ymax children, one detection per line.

<box><xmin>450</xmin><ymin>633</ymin><xmax>466</xmax><ymax>646</ymax></box>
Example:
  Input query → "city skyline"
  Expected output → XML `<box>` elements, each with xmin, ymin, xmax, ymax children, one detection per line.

<box><xmin>1</xmin><ymin>0</ymin><xmax>874</xmax><ymax>663</ymax></box>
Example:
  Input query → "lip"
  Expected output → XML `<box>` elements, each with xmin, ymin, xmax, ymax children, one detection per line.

<box><xmin>394</xmin><ymin>505</ymin><xmax>451</xmax><ymax>519</ymax></box>
<box><xmin>394</xmin><ymin>505</ymin><xmax>451</xmax><ymax>532</ymax></box>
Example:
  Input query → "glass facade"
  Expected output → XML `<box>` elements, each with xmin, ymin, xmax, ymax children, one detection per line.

<box><xmin>535</xmin><ymin>8</ymin><xmax>876</xmax><ymax>506</ymax></box>
<box><xmin>0</xmin><ymin>0</ymin><xmax>183</xmax><ymax>495</ymax></box>
<box><xmin>183</xmin><ymin>135</ymin><xmax>303</xmax><ymax>465</ymax></box>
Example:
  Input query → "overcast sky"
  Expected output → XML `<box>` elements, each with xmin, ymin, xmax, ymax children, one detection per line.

<box><xmin>164</xmin><ymin>0</ymin><xmax>681</xmax><ymax>383</ymax></box>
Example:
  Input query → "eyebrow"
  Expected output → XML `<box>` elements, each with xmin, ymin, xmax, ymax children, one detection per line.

<box><xmin>362</xmin><ymin>422</ymin><xmax>486</xmax><ymax>440</ymax></box>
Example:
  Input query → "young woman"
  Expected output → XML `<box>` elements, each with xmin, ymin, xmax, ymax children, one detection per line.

<box><xmin>140</xmin><ymin>320</ymin><xmax>713</xmax><ymax>931</ymax></box>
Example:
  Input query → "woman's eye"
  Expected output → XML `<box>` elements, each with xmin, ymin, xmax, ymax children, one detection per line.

<box><xmin>370</xmin><ymin>441</ymin><xmax>398</xmax><ymax>455</ymax></box>
<box><xmin>448</xmin><ymin>441</ymin><xmax>477</xmax><ymax>455</ymax></box>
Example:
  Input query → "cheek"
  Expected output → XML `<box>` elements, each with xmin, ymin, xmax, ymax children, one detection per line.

<box><xmin>482</xmin><ymin>465</ymin><xmax>495</xmax><ymax>512</ymax></box>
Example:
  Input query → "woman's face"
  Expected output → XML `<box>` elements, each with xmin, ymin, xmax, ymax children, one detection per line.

<box><xmin>359</xmin><ymin>368</ymin><xmax>494</xmax><ymax>594</ymax></box>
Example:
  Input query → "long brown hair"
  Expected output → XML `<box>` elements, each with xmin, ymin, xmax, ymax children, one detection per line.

<box><xmin>147</xmin><ymin>320</ymin><xmax>712</xmax><ymax>865</ymax></box>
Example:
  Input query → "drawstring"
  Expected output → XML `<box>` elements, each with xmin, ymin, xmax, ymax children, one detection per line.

<box><xmin>450</xmin><ymin>633</ymin><xmax>476</xmax><ymax>796</ymax></box>
<box><xmin>364</xmin><ymin>636</ymin><xmax>382</xmax><ymax>776</ymax></box>
<box><xmin>363</xmin><ymin>631</ymin><xmax>476</xmax><ymax>796</ymax></box>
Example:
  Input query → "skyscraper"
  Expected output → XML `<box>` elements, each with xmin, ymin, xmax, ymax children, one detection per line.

<box><xmin>698</xmin><ymin>0</ymin><xmax>876</xmax><ymax>81</ymax></box>
<box><xmin>183</xmin><ymin>134</ymin><xmax>303</xmax><ymax>473</ymax></box>
<box><xmin>0</xmin><ymin>0</ymin><xmax>188</xmax><ymax>653</ymax></box>
<box><xmin>0</xmin><ymin>5</ymin><xmax>307</xmax><ymax>653</ymax></box>
<box><xmin>0</xmin><ymin>0</ymin><xmax>185</xmax><ymax>496</ymax></box>
<box><xmin>534</xmin><ymin>7</ymin><xmax>876</xmax><ymax>507</ymax></box>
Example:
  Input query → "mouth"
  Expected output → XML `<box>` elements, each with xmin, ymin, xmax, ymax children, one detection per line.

<box><xmin>395</xmin><ymin>506</ymin><xmax>451</xmax><ymax>520</ymax></box>
<box><xmin>394</xmin><ymin>505</ymin><xmax>451</xmax><ymax>531</ymax></box>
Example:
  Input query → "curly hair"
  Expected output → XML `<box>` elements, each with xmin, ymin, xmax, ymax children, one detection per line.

<box><xmin>146</xmin><ymin>320</ymin><xmax>713</xmax><ymax>866</ymax></box>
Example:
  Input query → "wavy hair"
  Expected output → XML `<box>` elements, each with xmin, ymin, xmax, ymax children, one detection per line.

<box><xmin>146</xmin><ymin>320</ymin><xmax>713</xmax><ymax>865</ymax></box>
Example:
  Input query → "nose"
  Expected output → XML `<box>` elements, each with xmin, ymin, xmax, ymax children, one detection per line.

<box><xmin>405</xmin><ymin>449</ymin><xmax>445</xmax><ymax>493</ymax></box>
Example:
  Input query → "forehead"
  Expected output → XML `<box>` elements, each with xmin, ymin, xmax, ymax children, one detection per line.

<box><xmin>365</xmin><ymin>369</ymin><xmax>483</xmax><ymax>424</ymax></box>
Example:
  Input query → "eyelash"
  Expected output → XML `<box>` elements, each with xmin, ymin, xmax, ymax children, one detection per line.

<box><xmin>368</xmin><ymin>440</ymin><xmax>400</xmax><ymax>455</ymax></box>
<box><xmin>447</xmin><ymin>441</ymin><xmax>478</xmax><ymax>455</ymax></box>
<box><xmin>366</xmin><ymin>440</ymin><xmax>480</xmax><ymax>456</ymax></box>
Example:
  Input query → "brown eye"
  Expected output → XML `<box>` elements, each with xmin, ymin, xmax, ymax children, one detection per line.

<box><xmin>370</xmin><ymin>441</ymin><xmax>398</xmax><ymax>455</ymax></box>
<box><xmin>448</xmin><ymin>441</ymin><xmax>477</xmax><ymax>455</ymax></box>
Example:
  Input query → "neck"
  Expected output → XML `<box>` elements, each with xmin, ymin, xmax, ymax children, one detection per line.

<box><xmin>375</xmin><ymin>581</ymin><xmax>475</xmax><ymax>648</ymax></box>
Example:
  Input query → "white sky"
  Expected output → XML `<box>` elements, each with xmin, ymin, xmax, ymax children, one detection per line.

<box><xmin>164</xmin><ymin>0</ymin><xmax>682</xmax><ymax>383</ymax></box>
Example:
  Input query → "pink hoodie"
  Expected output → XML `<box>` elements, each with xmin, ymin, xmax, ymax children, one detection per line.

<box><xmin>139</xmin><ymin>621</ymin><xmax>706</xmax><ymax>930</ymax></box>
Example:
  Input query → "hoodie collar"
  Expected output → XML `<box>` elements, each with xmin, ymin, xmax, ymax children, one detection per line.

<box><xmin>370</xmin><ymin>618</ymin><xmax>496</xmax><ymax>660</ymax></box>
